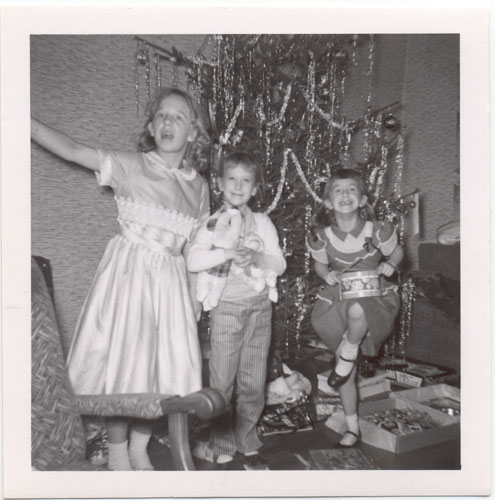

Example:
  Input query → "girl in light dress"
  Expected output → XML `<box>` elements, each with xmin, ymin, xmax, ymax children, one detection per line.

<box><xmin>309</xmin><ymin>168</ymin><xmax>404</xmax><ymax>447</ymax></box>
<box><xmin>31</xmin><ymin>87</ymin><xmax>211</xmax><ymax>470</ymax></box>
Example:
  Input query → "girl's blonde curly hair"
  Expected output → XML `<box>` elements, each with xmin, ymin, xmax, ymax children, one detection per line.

<box><xmin>138</xmin><ymin>87</ymin><xmax>211</xmax><ymax>172</ymax></box>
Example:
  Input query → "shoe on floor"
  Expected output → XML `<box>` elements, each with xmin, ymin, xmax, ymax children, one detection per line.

<box><xmin>338</xmin><ymin>430</ymin><xmax>361</xmax><ymax>448</ymax></box>
<box><xmin>216</xmin><ymin>454</ymin><xmax>234</xmax><ymax>465</ymax></box>
<box><xmin>241</xmin><ymin>453</ymin><xmax>269</xmax><ymax>470</ymax></box>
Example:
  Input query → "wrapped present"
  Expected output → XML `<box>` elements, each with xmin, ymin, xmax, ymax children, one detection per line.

<box><xmin>357</xmin><ymin>397</ymin><xmax>459</xmax><ymax>453</ymax></box>
<box><xmin>265</xmin><ymin>364</ymin><xmax>312</xmax><ymax>405</ymax></box>
<box><xmin>84</xmin><ymin>418</ymin><xmax>108</xmax><ymax>466</ymax></box>
<box><xmin>258</xmin><ymin>393</ymin><xmax>313</xmax><ymax>436</ymax></box>
<box><xmin>379</xmin><ymin>357</ymin><xmax>458</xmax><ymax>388</ymax></box>
<box><xmin>390</xmin><ymin>383</ymin><xmax>460</xmax><ymax>422</ymax></box>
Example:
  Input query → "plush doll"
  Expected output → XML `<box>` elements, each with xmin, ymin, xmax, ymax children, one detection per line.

<box><xmin>230</xmin><ymin>232</ymin><xmax>278</xmax><ymax>303</ymax></box>
<box><xmin>196</xmin><ymin>208</ymin><xmax>278</xmax><ymax>311</ymax></box>
<box><xmin>195</xmin><ymin>207</ymin><xmax>243</xmax><ymax>312</ymax></box>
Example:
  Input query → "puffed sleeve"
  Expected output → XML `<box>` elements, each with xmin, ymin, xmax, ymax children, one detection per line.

<box><xmin>185</xmin><ymin>214</ymin><xmax>228</xmax><ymax>273</ymax></box>
<box><xmin>95</xmin><ymin>149</ymin><xmax>140</xmax><ymax>190</ymax></box>
<box><xmin>375</xmin><ymin>220</ymin><xmax>399</xmax><ymax>256</ymax></box>
<box><xmin>307</xmin><ymin>228</ymin><xmax>329</xmax><ymax>264</ymax></box>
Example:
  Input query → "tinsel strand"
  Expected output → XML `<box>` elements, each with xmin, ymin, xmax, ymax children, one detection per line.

<box><xmin>144</xmin><ymin>43</ymin><xmax>151</xmax><ymax>99</ymax></box>
<box><xmin>134</xmin><ymin>46</ymin><xmax>140</xmax><ymax>117</ymax></box>
<box><xmin>393</xmin><ymin>132</ymin><xmax>405</xmax><ymax>198</ymax></box>
<box><xmin>265</xmin><ymin>149</ymin><xmax>289</xmax><ymax>214</ymax></box>
<box><xmin>219</xmin><ymin>100</ymin><xmax>245</xmax><ymax>146</ymax></box>
<box><xmin>154</xmin><ymin>53</ymin><xmax>161</xmax><ymax>90</ymax></box>
<box><xmin>290</xmin><ymin>150</ymin><xmax>322</xmax><ymax>204</ymax></box>
<box><xmin>366</xmin><ymin>34</ymin><xmax>375</xmax><ymax>105</ymax></box>
<box><xmin>302</xmin><ymin>91</ymin><xmax>347</xmax><ymax>130</ymax></box>
<box><xmin>305</xmin><ymin>53</ymin><xmax>316</xmax><ymax>174</ymax></box>
<box><xmin>267</xmin><ymin>82</ymin><xmax>292</xmax><ymax>126</ymax></box>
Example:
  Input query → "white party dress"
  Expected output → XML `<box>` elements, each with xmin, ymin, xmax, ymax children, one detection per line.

<box><xmin>66</xmin><ymin>149</ymin><xmax>209</xmax><ymax>396</ymax></box>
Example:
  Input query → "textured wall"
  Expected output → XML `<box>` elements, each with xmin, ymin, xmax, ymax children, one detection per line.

<box><xmin>401</xmin><ymin>35</ymin><xmax>460</xmax><ymax>266</ymax></box>
<box><xmin>31</xmin><ymin>34</ymin><xmax>459</xmax><ymax>351</ymax></box>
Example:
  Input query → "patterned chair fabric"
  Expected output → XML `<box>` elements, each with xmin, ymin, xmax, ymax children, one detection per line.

<box><xmin>31</xmin><ymin>258</ymin><xmax>88</xmax><ymax>470</ymax></box>
<box><xmin>31</xmin><ymin>257</ymin><xmax>227</xmax><ymax>471</ymax></box>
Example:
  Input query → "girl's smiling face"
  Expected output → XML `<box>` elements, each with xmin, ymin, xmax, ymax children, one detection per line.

<box><xmin>148</xmin><ymin>94</ymin><xmax>196</xmax><ymax>165</ymax></box>
<box><xmin>325</xmin><ymin>178</ymin><xmax>367</xmax><ymax>214</ymax></box>
<box><xmin>218</xmin><ymin>165</ymin><xmax>257</xmax><ymax>211</ymax></box>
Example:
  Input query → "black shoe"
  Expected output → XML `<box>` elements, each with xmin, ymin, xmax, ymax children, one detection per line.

<box><xmin>242</xmin><ymin>453</ymin><xmax>269</xmax><ymax>470</ymax></box>
<box><xmin>327</xmin><ymin>356</ymin><xmax>357</xmax><ymax>389</ymax></box>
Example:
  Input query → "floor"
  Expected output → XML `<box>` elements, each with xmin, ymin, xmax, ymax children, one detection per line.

<box><xmin>148</xmin><ymin>420</ymin><xmax>460</xmax><ymax>471</ymax></box>
<box><xmin>147</xmin><ymin>358</ymin><xmax>461</xmax><ymax>471</ymax></box>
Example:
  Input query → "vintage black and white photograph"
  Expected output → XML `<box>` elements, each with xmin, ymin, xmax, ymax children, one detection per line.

<box><xmin>1</xmin><ymin>4</ymin><xmax>491</xmax><ymax>499</ymax></box>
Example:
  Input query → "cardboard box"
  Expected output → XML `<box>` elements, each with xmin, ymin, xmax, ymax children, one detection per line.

<box><xmin>379</xmin><ymin>357</ymin><xmax>458</xmax><ymax>388</ymax></box>
<box><xmin>357</xmin><ymin>397</ymin><xmax>459</xmax><ymax>453</ymax></box>
<box><xmin>390</xmin><ymin>384</ymin><xmax>460</xmax><ymax>422</ymax></box>
<box><xmin>318</xmin><ymin>369</ymin><xmax>391</xmax><ymax>399</ymax></box>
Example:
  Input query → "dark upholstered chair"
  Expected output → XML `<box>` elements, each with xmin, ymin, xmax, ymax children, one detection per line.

<box><xmin>31</xmin><ymin>257</ymin><xmax>226</xmax><ymax>471</ymax></box>
<box><xmin>406</xmin><ymin>243</ymin><xmax>460</xmax><ymax>373</ymax></box>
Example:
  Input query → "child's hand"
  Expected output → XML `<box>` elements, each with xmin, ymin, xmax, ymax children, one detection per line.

<box><xmin>232</xmin><ymin>247</ymin><xmax>258</xmax><ymax>268</ymax></box>
<box><xmin>377</xmin><ymin>262</ymin><xmax>396</xmax><ymax>277</ymax></box>
<box><xmin>324</xmin><ymin>270</ymin><xmax>340</xmax><ymax>286</ymax></box>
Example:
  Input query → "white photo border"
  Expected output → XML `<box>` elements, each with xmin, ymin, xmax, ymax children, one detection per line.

<box><xmin>1</xmin><ymin>4</ymin><xmax>491</xmax><ymax>499</ymax></box>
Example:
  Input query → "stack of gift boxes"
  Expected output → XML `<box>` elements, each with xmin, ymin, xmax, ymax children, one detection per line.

<box><xmin>317</xmin><ymin>355</ymin><xmax>460</xmax><ymax>453</ymax></box>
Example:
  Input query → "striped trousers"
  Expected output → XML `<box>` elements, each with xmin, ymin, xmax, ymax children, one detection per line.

<box><xmin>209</xmin><ymin>295</ymin><xmax>272</xmax><ymax>457</ymax></box>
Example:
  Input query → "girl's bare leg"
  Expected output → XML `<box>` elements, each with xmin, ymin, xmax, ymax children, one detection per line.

<box><xmin>338</xmin><ymin>367</ymin><xmax>361</xmax><ymax>446</ymax></box>
<box><xmin>334</xmin><ymin>302</ymin><xmax>367</xmax><ymax>378</ymax></box>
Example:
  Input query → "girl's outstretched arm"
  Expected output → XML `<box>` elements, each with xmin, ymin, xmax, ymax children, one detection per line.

<box><xmin>31</xmin><ymin>118</ymin><xmax>100</xmax><ymax>172</ymax></box>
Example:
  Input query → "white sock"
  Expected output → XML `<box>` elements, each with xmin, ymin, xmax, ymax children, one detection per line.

<box><xmin>129</xmin><ymin>429</ymin><xmax>154</xmax><ymax>470</ymax></box>
<box><xmin>243</xmin><ymin>450</ymin><xmax>259</xmax><ymax>457</ymax></box>
<box><xmin>335</xmin><ymin>339</ymin><xmax>359</xmax><ymax>377</ymax></box>
<box><xmin>107</xmin><ymin>441</ymin><xmax>132</xmax><ymax>471</ymax></box>
<box><xmin>216</xmin><ymin>454</ymin><xmax>234</xmax><ymax>464</ymax></box>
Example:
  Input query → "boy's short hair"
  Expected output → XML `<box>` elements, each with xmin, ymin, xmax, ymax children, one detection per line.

<box><xmin>219</xmin><ymin>151</ymin><xmax>263</xmax><ymax>187</ymax></box>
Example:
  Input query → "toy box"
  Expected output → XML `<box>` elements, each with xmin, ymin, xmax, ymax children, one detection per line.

<box><xmin>379</xmin><ymin>357</ymin><xmax>458</xmax><ymax>388</ymax></box>
<box><xmin>357</xmin><ymin>397</ymin><xmax>459</xmax><ymax>453</ymax></box>
<box><xmin>325</xmin><ymin>396</ymin><xmax>459</xmax><ymax>454</ymax></box>
<box><xmin>390</xmin><ymin>383</ymin><xmax>460</xmax><ymax>422</ymax></box>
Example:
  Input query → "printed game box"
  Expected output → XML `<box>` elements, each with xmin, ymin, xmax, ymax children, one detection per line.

<box><xmin>378</xmin><ymin>357</ymin><xmax>458</xmax><ymax>388</ymax></box>
<box><xmin>357</xmin><ymin>397</ymin><xmax>459</xmax><ymax>453</ymax></box>
<box><xmin>390</xmin><ymin>383</ymin><xmax>460</xmax><ymax>422</ymax></box>
<box><xmin>325</xmin><ymin>396</ymin><xmax>459</xmax><ymax>454</ymax></box>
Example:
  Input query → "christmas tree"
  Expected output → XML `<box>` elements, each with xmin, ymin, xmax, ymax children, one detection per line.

<box><xmin>134</xmin><ymin>34</ymin><xmax>417</xmax><ymax>372</ymax></box>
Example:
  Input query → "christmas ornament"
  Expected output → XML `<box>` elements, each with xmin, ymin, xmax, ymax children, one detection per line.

<box><xmin>231</xmin><ymin>129</ymin><xmax>244</xmax><ymax>146</ymax></box>
<box><xmin>136</xmin><ymin>48</ymin><xmax>149</xmax><ymax>65</ymax></box>
<box><xmin>384</xmin><ymin>114</ymin><xmax>399</xmax><ymax>129</ymax></box>
<box><xmin>277</xmin><ymin>62</ymin><xmax>304</xmax><ymax>81</ymax></box>
<box><xmin>334</xmin><ymin>48</ymin><xmax>348</xmax><ymax>61</ymax></box>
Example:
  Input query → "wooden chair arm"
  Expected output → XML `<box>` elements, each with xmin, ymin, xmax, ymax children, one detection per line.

<box><xmin>73</xmin><ymin>388</ymin><xmax>228</xmax><ymax>471</ymax></box>
<box><xmin>73</xmin><ymin>388</ymin><xmax>227</xmax><ymax>420</ymax></box>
